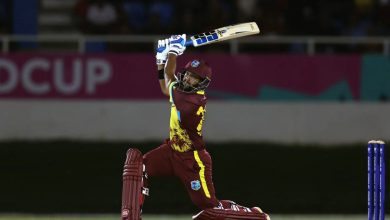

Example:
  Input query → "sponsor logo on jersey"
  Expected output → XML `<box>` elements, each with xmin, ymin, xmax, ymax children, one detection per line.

<box><xmin>191</xmin><ymin>180</ymin><xmax>201</xmax><ymax>191</ymax></box>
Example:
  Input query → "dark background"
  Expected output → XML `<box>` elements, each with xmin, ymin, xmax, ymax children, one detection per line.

<box><xmin>0</xmin><ymin>141</ymin><xmax>374</xmax><ymax>214</ymax></box>
<box><xmin>1</xmin><ymin>0</ymin><xmax>389</xmax><ymax>216</ymax></box>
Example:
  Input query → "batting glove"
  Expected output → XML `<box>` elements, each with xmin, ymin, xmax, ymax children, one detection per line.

<box><xmin>156</xmin><ymin>39</ymin><xmax>170</xmax><ymax>65</ymax></box>
<box><xmin>168</xmin><ymin>34</ymin><xmax>186</xmax><ymax>56</ymax></box>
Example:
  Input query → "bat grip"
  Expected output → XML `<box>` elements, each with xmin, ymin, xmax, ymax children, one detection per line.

<box><xmin>185</xmin><ymin>40</ymin><xmax>193</xmax><ymax>47</ymax></box>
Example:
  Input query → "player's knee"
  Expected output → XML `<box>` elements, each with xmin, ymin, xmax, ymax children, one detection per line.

<box><xmin>126</xmin><ymin>148</ymin><xmax>142</xmax><ymax>158</ymax></box>
<box><xmin>124</xmin><ymin>148</ymin><xmax>143</xmax><ymax>165</ymax></box>
<box><xmin>122</xmin><ymin>148</ymin><xmax>149</xmax><ymax>218</ymax></box>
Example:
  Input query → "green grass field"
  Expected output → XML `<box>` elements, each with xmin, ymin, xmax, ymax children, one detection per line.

<box><xmin>0</xmin><ymin>214</ymin><xmax>368</xmax><ymax>220</ymax></box>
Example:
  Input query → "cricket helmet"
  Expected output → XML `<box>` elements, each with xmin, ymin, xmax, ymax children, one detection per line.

<box><xmin>176</xmin><ymin>59</ymin><xmax>212</xmax><ymax>93</ymax></box>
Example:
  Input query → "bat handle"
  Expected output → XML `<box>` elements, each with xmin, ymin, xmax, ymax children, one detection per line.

<box><xmin>185</xmin><ymin>40</ymin><xmax>194</xmax><ymax>47</ymax></box>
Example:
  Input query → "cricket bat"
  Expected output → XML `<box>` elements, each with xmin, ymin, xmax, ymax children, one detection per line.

<box><xmin>185</xmin><ymin>22</ymin><xmax>260</xmax><ymax>47</ymax></box>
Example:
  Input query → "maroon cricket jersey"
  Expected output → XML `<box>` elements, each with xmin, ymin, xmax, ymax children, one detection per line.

<box><xmin>168</xmin><ymin>82</ymin><xmax>207</xmax><ymax>152</ymax></box>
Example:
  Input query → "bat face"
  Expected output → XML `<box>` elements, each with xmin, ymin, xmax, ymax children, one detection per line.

<box><xmin>188</xmin><ymin>22</ymin><xmax>260</xmax><ymax>47</ymax></box>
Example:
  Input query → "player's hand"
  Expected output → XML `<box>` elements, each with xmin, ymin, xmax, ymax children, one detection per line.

<box><xmin>168</xmin><ymin>34</ymin><xmax>186</xmax><ymax>56</ymax></box>
<box><xmin>156</xmin><ymin>39</ymin><xmax>169</xmax><ymax>65</ymax></box>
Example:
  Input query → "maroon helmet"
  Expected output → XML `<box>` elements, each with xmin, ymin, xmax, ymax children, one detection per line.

<box><xmin>176</xmin><ymin>59</ymin><xmax>212</xmax><ymax>93</ymax></box>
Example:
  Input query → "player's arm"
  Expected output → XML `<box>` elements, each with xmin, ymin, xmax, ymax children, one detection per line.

<box><xmin>157</xmin><ymin>54</ymin><xmax>176</xmax><ymax>96</ymax></box>
<box><xmin>156</xmin><ymin>39</ymin><xmax>170</xmax><ymax>96</ymax></box>
<box><xmin>157</xmin><ymin>64</ymin><xmax>169</xmax><ymax>96</ymax></box>
<box><xmin>162</xmin><ymin>53</ymin><xmax>177</xmax><ymax>93</ymax></box>
<box><xmin>155</xmin><ymin>35</ymin><xmax>186</xmax><ymax>96</ymax></box>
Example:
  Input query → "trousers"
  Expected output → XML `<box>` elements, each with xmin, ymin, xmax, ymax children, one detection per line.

<box><xmin>143</xmin><ymin>142</ymin><xmax>219</xmax><ymax>209</ymax></box>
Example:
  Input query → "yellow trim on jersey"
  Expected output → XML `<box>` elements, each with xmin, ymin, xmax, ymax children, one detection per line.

<box><xmin>196</xmin><ymin>90</ymin><xmax>205</xmax><ymax>95</ymax></box>
<box><xmin>196</xmin><ymin>106</ymin><xmax>205</xmax><ymax>136</ymax></box>
<box><xmin>193</xmin><ymin>150</ymin><xmax>211</xmax><ymax>198</ymax></box>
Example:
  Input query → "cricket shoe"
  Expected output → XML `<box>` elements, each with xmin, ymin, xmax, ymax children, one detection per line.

<box><xmin>252</xmin><ymin>207</ymin><xmax>271</xmax><ymax>220</ymax></box>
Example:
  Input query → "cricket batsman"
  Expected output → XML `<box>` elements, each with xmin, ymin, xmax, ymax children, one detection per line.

<box><xmin>121</xmin><ymin>34</ymin><xmax>270</xmax><ymax>220</ymax></box>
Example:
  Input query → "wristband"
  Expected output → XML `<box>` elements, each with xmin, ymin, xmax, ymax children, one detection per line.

<box><xmin>158</xmin><ymin>69</ymin><xmax>164</xmax><ymax>80</ymax></box>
